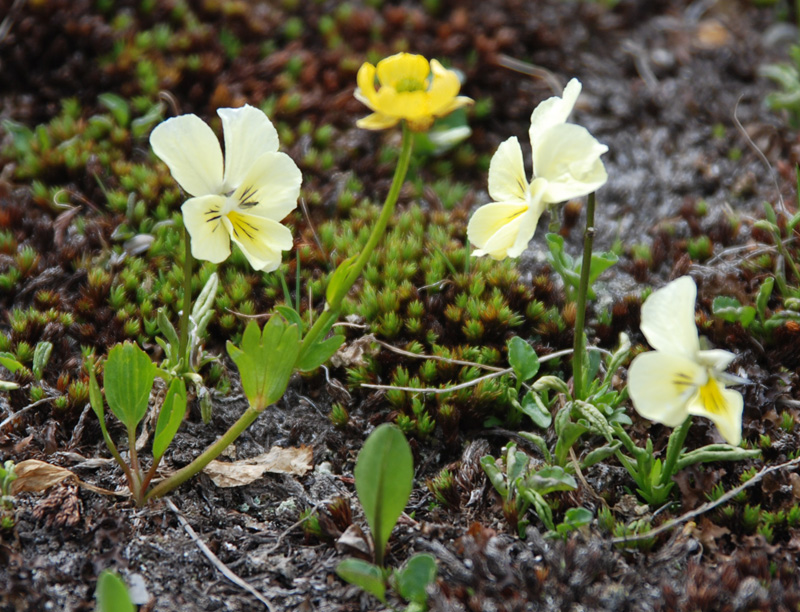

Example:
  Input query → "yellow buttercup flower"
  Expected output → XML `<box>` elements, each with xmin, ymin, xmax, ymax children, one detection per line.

<box><xmin>627</xmin><ymin>276</ymin><xmax>745</xmax><ymax>446</ymax></box>
<box><xmin>355</xmin><ymin>52</ymin><xmax>473</xmax><ymax>132</ymax></box>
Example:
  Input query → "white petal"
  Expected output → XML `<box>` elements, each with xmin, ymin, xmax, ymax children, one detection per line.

<box><xmin>507</xmin><ymin>177</ymin><xmax>548</xmax><ymax>257</ymax></box>
<box><xmin>181</xmin><ymin>195</ymin><xmax>231</xmax><ymax>263</ymax></box>
<box><xmin>219</xmin><ymin>105</ymin><xmax>280</xmax><ymax>192</ymax></box>
<box><xmin>529</xmin><ymin>78</ymin><xmax>581</xmax><ymax>146</ymax></box>
<box><xmin>150</xmin><ymin>114</ymin><xmax>224</xmax><ymax>197</ymax></box>
<box><xmin>488</xmin><ymin>137</ymin><xmax>529</xmax><ymax>203</ymax></box>
<box><xmin>231</xmin><ymin>152</ymin><xmax>302</xmax><ymax>222</ymax></box>
<box><xmin>627</xmin><ymin>351</ymin><xmax>707</xmax><ymax>427</ymax></box>
<box><xmin>687</xmin><ymin>380</ymin><xmax>743</xmax><ymax>446</ymax></box>
<box><xmin>467</xmin><ymin>201</ymin><xmax>528</xmax><ymax>260</ymax></box>
<box><xmin>639</xmin><ymin>276</ymin><xmax>701</xmax><ymax>358</ymax></box>
<box><xmin>223</xmin><ymin>212</ymin><xmax>293</xmax><ymax>272</ymax></box>
<box><xmin>697</xmin><ymin>349</ymin><xmax>736</xmax><ymax>372</ymax></box>
<box><xmin>532</xmin><ymin>124</ymin><xmax>608</xmax><ymax>202</ymax></box>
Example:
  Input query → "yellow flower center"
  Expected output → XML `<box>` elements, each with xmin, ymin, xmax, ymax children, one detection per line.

<box><xmin>394</xmin><ymin>77</ymin><xmax>426</xmax><ymax>93</ymax></box>
<box><xmin>697</xmin><ymin>376</ymin><xmax>726</xmax><ymax>415</ymax></box>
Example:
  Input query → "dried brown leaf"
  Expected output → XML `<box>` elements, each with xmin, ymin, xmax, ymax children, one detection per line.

<box><xmin>203</xmin><ymin>445</ymin><xmax>313</xmax><ymax>488</ymax></box>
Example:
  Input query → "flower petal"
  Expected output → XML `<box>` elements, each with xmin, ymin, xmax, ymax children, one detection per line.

<box><xmin>181</xmin><ymin>195</ymin><xmax>231</xmax><ymax>263</ymax></box>
<box><xmin>640</xmin><ymin>276</ymin><xmax>701</xmax><ymax>357</ymax></box>
<box><xmin>356</xmin><ymin>62</ymin><xmax>379</xmax><ymax>110</ymax></box>
<box><xmin>376</xmin><ymin>53</ymin><xmax>429</xmax><ymax>89</ymax></box>
<box><xmin>467</xmin><ymin>201</ymin><xmax>529</xmax><ymax>260</ymax></box>
<box><xmin>488</xmin><ymin>137</ymin><xmax>529</xmax><ymax>203</ymax></box>
<box><xmin>508</xmin><ymin>177</ymin><xmax>548</xmax><ymax>257</ymax></box>
<box><xmin>223</xmin><ymin>212</ymin><xmax>293</xmax><ymax>272</ymax></box>
<box><xmin>697</xmin><ymin>349</ymin><xmax>736</xmax><ymax>372</ymax></box>
<box><xmin>356</xmin><ymin>112</ymin><xmax>400</xmax><ymax>131</ymax></box>
<box><xmin>529</xmin><ymin>78</ymin><xmax>581</xmax><ymax>146</ymax></box>
<box><xmin>427</xmin><ymin>59</ymin><xmax>462</xmax><ymax>115</ymax></box>
<box><xmin>627</xmin><ymin>350</ymin><xmax>707</xmax><ymax>427</ymax></box>
<box><xmin>218</xmin><ymin>105</ymin><xmax>280</xmax><ymax>192</ymax></box>
<box><xmin>532</xmin><ymin>124</ymin><xmax>608</xmax><ymax>203</ymax></box>
<box><xmin>687</xmin><ymin>379</ymin><xmax>743</xmax><ymax>446</ymax></box>
<box><xmin>231</xmin><ymin>152</ymin><xmax>302</xmax><ymax>223</ymax></box>
<box><xmin>150</xmin><ymin>114</ymin><xmax>224</xmax><ymax>197</ymax></box>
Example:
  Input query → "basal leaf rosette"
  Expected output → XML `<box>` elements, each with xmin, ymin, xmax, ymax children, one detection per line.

<box><xmin>627</xmin><ymin>276</ymin><xmax>744</xmax><ymax>446</ymax></box>
<box><xmin>355</xmin><ymin>52</ymin><xmax>473</xmax><ymax>132</ymax></box>
<box><xmin>467</xmin><ymin>79</ymin><xmax>608</xmax><ymax>260</ymax></box>
<box><xmin>150</xmin><ymin>105</ymin><xmax>301</xmax><ymax>272</ymax></box>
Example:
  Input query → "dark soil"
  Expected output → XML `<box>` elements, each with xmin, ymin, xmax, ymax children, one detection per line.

<box><xmin>2</xmin><ymin>1</ymin><xmax>800</xmax><ymax>611</ymax></box>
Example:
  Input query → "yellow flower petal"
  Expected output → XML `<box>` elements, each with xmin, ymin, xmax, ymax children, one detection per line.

<box><xmin>639</xmin><ymin>276</ymin><xmax>701</xmax><ymax>358</ymax></box>
<box><xmin>356</xmin><ymin>112</ymin><xmax>401</xmax><ymax>131</ymax></box>
<box><xmin>376</xmin><ymin>53</ymin><xmax>429</xmax><ymax>90</ymax></box>
<box><xmin>223</xmin><ymin>212</ymin><xmax>293</xmax><ymax>272</ymax></box>
<box><xmin>150</xmin><ymin>114</ymin><xmax>224</xmax><ymax>197</ymax></box>
<box><xmin>687</xmin><ymin>378</ymin><xmax>743</xmax><ymax>446</ymax></box>
<box><xmin>181</xmin><ymin>195</ymin><xmax>231</xmax><ymax>263</ymax></box>
<box><xmin>218</xmin><ymin>105</ymin><xmax>279</xmax><ymax>192</ymax></box>
<box><xmin>427</xmin><ymin>59</ymin><xmax>462</xmax><ymax>114</ymax></box>
<box><xmin>356</xmin><ymin>62</ymin><xmax>379</xmax><ymax>109</ymax></box>
<box><xmin>231</xmin><ymin>152</ymin><xmax>301</xmax><ymax>223</ymax></box>
<box><xmin>628</xmin><ymin>351</ymin><xmax>707</xmax><ymax>427</ymax></box>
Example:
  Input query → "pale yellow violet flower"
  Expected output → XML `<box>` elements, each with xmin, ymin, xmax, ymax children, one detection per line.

<box><xmin>150</xmin><ymin>105</ymin><xmax>301</xmax><ymax>272</ymax></box>
<box><xmin>467</xmin><ymin>79</ymin><xmax>608</xmax><ymax>260</ymax></box>
<box><xmin>355</xmin><ymin>52</ymin><xmax>473</xmax><ymax>132</ymax></box>
<box><xmin>627</xmin><ymin>276</ymin><xmax>744</xmax><ymax>446</ymax></box>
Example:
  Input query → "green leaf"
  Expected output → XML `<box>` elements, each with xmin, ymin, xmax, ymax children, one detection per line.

<box><xmin>336</xmin><ymin>559</ymin><xmax>386</xmax><ymax>603</ymax></box>
<box><xmin>556</xmin><ymin>507</ymin><xmax>593</xmax><ymax>535</ymax></box>
<box><xmin>756</xmin><ymin>277</ymin><xmax>774</xmax><ymax>322</ymax></box>
<box><xmin>275</xmin><ymin>305</ymin><xmax>304</xmax><ymax>330</ymax></box>
<box><xmin>584</xmin><ymin>251</ymin><xmax>619</xmax><ymax>285</ymax></box>
<box><xmin>32</xmin><ymin>341</ymin><xmax>53</xmax><ymax>380</ymax></box>
<box><xmin>227</xmin><ymin>318</ymin><xmax>301</xmax><ymax>410</ymax></box>
<box><xmin>98</xmin><ymin>93</ymin><xmax>131</xmax><ymax>127</ymax></box>
<box><xmin>525</xmin><ymin>465</ymin><xmax>577</xmax><ymax>495</ymax></box>
<box><xmin>480</xmin><ymin>455</ymin><xmax>508</xmax><ymax>499</ymax></box>
<box><xmin>519</xmin><ymin>391</ymin><xmax>552</xmax><ymax>429</ymax></box>
<box><xmin>394</xmin><ymin>553</ymin><xmax>437</xmax><ymax>604</ymax></box>
<box><xmin>191</xmin><ymin>272</ymin><xmax>218</xmax><ymax>320</ymax></box>
<box><xmin>0</xmin><ymin>352</ymin><xmax>24</xmax><ymax>374</ymax></box>
<box><xmin>104</xmin><ymin>342</ymin><xmax>157</xmax><ymax>431</ymax></box>
<box><xmin>354</xmin><ymin>424</ymin><xmax>413</xmax><ymax>566</ymax></box>
<box><xmin>152</xmin><ymin>378</ymin><xmax>187</xmax><ymax>463</ymax></box>
<box><xmin>712</xmin><ymin>296</ymin><xmax>756</xmax><ymax>328</ymax></box>
<box><xmin>296</xmin><ymin>334</ymin><xmax>344</xmax><ymax>372</ymax></box>
<box><xmin>156</xmin><ymin>308</ymin><xmax>180</xmax><ymax>352</ymax></box>
<box><xmin>95</xmin><ymin>570</ymin><xmax>135</xmax><ymax>612</ymax></box>
<box><xmin>326</xmin><ymin>254</ymin><xmax>358</xmax><ymax>305</ymax></box>
<box><xmin>507</xmin><ymin>336</ymin><xmax>539</xmax><ymax>383</ymax></box>
<box><xmin>131</xmin><ymin>103</ymin><xmax>164</xmax><ymax>139</ymax></box>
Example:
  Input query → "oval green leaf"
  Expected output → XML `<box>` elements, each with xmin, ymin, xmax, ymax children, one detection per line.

<box><xmin>104</xmin><ymin>342</ymin><xmax>156</xmax><ymax>431</ymax></box>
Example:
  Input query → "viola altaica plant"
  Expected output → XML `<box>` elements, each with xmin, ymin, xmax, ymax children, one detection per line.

<box><xmin>628</xmin><ymin>276</ymin><xmax>744</xmax><ymax>446</ymax></box>
<box><xmin>467</xmin><ymin>79</ymin><xmax>607</xmax><ymax>260</ymax></box>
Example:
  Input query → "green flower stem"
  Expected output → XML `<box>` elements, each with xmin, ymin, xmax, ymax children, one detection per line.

<box><xmin>127</xmin><ymin>424</ymin><xmax>143</xmax><ymax>503</ymax></box>
<box><xmin>143</xmin><ymin>405</ymin><xmax>262</xmax><ymax>503</ymax></box>
<box><xmin>659</xmin><ymin>417</ymin><xmax>692</xmax><ymax>487</ymax></box>
<box><xmin>572</xmin><ymin>191</ymin><xmax>596</xmax><ymax>400</ymax></box>
<box><xmin>297</xmin><ymin>124</ymin><xmax>414</xmax><ymax>363</ymax></box>
<box><xmin>178</xmin><ymin>228</ymin><xmax>194</xmax><ymax>372</ymax></box>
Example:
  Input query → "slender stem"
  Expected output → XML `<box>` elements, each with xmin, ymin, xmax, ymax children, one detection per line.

<box><xmin>297</xmin><ymin>124</ymin><xmax>414</xmax><ymax>362</ymax></box>
<box><xmin>572</xmin><ymin>192</ymin><xmax>596</xmax><ymax>400</ymax></box>
<box><xmin>659</xmin><ymin>417</ymin><xmax>692</xmax><ymax>487</ymax></box>
<box><xmin>178</xmin><ymin>228</ymin><xmax>194</xmax><ymax>371</ymax></box>
<box><xmin>144</xmin><ymin>405</ymin><xmax>263</xmax><ymax>502</ymax></box>
<box><xmin>127</xmin><ymin>425</ymin><xmax>143</xmax><ymax>503</ymax></box>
